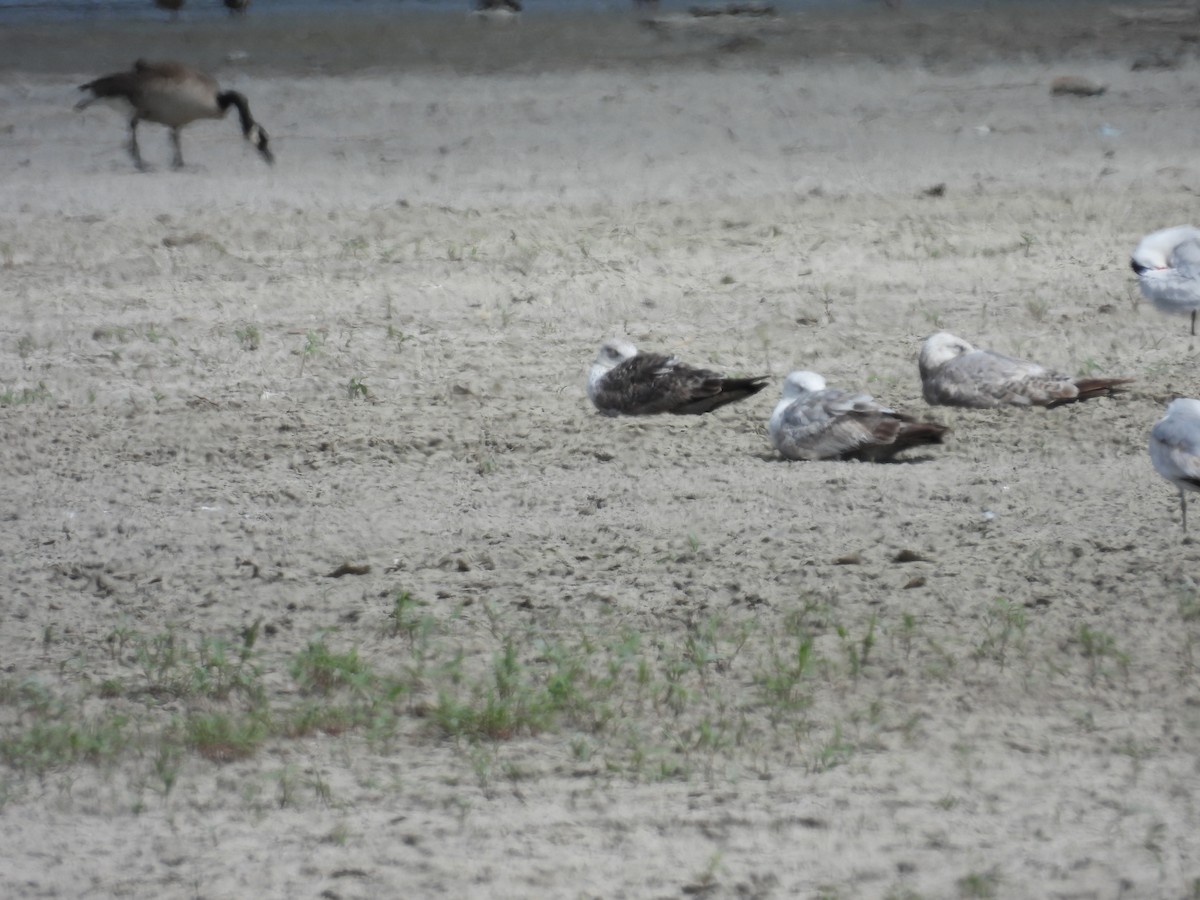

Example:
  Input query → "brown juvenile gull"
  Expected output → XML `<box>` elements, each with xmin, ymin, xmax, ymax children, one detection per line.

<box><xmin>1131</xmin><ymin>225</ymin><xmax>1200</xmax><ymax>336</ymax></box>
<box><xmin>1150</xmin><ymin>398</ymin><xmax>1200</xmax><ymax>532</ymax></box>
<box><xmin>768</xmin><ymin>371</ymin><xmax>947</xmax><ymax>461</ymax></box>
<box><xmin>918</xmin><ymin>331</ymin><xmax>1132</xmax><ymax>409</ymax></box>
<box><xmin>587</xmin><ymin>339</ymin><xmax>768</xmax><ymax>416</ymax></box>
<box><xmin>75</xmin><ymin>59</ymin><xmax>273</xmax><ymax>171</ymax></box>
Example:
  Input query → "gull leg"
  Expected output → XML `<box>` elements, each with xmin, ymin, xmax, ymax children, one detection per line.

<box><xmin>1182</xmin><ymin>489</ymin><xmax>1189</xmax><ymax>533</ymax></box>
<box><xmin>128</xmin><ymin>116</ymin><xmax>146</xmax><ymax>171</ymax></box>
<box><xmin>1192</xmin><ymin>310</ymin><xmax>1197</xmax><ymax>337</ymax></box>
<box><xmin>170</xmin><ymin>128</ymin><xmax>184</xmax><ymax>170</ymax></box>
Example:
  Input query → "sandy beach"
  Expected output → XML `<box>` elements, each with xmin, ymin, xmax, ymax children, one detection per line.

<box><xmin>4</xmin><ymin>3</ymin><xmax>1200</xmax><ymax>897</ymax></box>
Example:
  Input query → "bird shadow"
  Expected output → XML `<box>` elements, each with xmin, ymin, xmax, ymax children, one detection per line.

<box><xmin>752</xmin><ymin>451</ymin><xmax>942</xmax><ymax>465</ymax></box>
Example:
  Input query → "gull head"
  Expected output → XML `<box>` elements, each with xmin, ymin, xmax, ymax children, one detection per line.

<box><xmin>920</xmin><ymin>331</ymin><xmax>975</xmax><ymax>370</ymax></box>
<box><xmin>1131</xmin><ymin>225</ymin><xmax>1200</xmax><ymax>275</ymax></box>
<box><xmin>780</xmin><ymin>370</ymin><xmax>826</xmax><ymax>401</ymax></box>
<box><xmin>593</xmin><ymin>339</ymin><xmax>638</xmax><ymax>372</ymax></box>
<box><xmin>769</xmin><ymin>370</ymin><xmax>825</xmax><ymax>441</ymax></box>
<box><xmin>1163</xmin><ymin>396</ymin><xmax>1200</xmax><ymax>424</ymax></box>
<box><xmin>588</xmin><ymin>338</ymin><xmax>638</xmax><ymax>400</ymax></box>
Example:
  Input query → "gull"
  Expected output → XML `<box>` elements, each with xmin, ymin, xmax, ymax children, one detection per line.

<box><xmin>919</xmin><ymin>331</ymin><xmax>1133</xmax><ymax>408</ymax></box>
<box><xmin>75</xmin><ymin>59</ymin><xmax>273</xmax><ymax>171</ymax></box>
<box><xmin>1131</xmin><ymin>225</ymin><xmax>1200</xmax><ymax>336</ymax></box>
<box><xmin>587</xmin><ymin>339</ymin><xmax>768</xmax><ymax>416</ymax></box>
<box><xmin>768</xmin><ymin>371</ymin><xmax>947</xmax><ymax>461</ymax></box>
<box><xmin>1150</xmin><ymin>398</ymin><xmax>1200</xmax><ymax>532</ymax></box>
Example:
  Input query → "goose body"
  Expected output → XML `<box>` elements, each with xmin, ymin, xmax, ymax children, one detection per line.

<box><xmin>76</xmin><ymin>60</ymin><xmax>273</xmax><ymax>170</ymax></box>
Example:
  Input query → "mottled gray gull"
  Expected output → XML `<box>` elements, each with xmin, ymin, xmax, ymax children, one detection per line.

<box><xmin>1150</xmin><ymin>398</ymin><xmax>1200</xmax><ymax>532</ymax></box>
<box><xmin>1131</xmin><ymin>225</ymin><xmax>1200</xmax><ymax>336</ymax></box>
<box><xmin>768</xmin><ymin>370</ymin><xmax>947</xmax><ymax>461</ymax></box>
<box><xmin>587</xmin><ymin>339</ymin><xmax>768</xmax><ymax>416</ymax></box>
<box><xmin>918</xmin><ymin>331</ymin><xmax>1132</xmax><ymax>408</ymax></box>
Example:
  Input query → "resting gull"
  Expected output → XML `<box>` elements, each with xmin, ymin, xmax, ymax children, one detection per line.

<box><xmin>768</xmin><ymin>371</ymin><xmax>947</xmax><ymax>461</ymax></box>
<box><xmin>1150</xmin><ymin>398</ymin><xmax>1200</xmax><ymax>532</ymax></box>
<box><xmin>918</xmin><ymin>331</ymin><xmax>1133</xmax><ymax>408</ymax></box>
<box><xmin>587</xmin><ymin>339</ymin><xmax>768</xmax><ymax>416</ymax></box>
<box><xmin>1131</xmin><ymin>225</ymin><xmax>1200</xmax><ymax>336</ymax></box>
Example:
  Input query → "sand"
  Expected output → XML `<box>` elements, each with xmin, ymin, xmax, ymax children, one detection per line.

<box><xmin>3</xmin><ymin>3</ymin><xmax>1200</xmax><ymax>898</ymax></box>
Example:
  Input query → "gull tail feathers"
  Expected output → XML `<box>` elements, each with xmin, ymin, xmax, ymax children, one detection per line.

<box><xmin>1074</xmin><ymin>376</ymin><xmax>1134</xmax><ymax>400</ymax></box>
<box><xmin>895</xmin><ymin>421</ymin><xmax>950</xmax><ymax>449</ymax></box>
<box><xmin>849</xmin><ymin>420</ymin><xmax>948</xmax><ymax>462</ymax></box>
<box><xmin>1047</xmin><ymin>376</ymin><xmax>1135</xmax><ymax>406</ymax></box>
<box><xmin>676</xmin><ymin>375</ymin><xmax>769</xmax><ymax>415</ymax></box>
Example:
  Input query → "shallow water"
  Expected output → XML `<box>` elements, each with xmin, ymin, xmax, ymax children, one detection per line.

<box><xmin>0</xmin><ymin>0</ymin><xmax>1169</xmax><ymax>78</ymax></box>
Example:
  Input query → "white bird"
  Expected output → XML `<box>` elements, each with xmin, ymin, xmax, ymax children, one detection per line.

<box><xmin>919</xmin><ymin>331</ymin><xmax>1133</xmax><ymax>408</ymax></box>
<box><xmin>1131</xmin><ymin>225</ymin><xmax>1200</xmax><ymax>336</ymax></box>
<box><xmin>1150</xmin><ymin>398</ymin><xmax>1200</xmax><ymax>532</ymax></box>
<box><xmin>768</xmin><ymin>370</ymin><xmax>947</xmax><ymax>461</ymax></box>
<box><xmin>587</xmin><ymin>339</ymin><xmax>768</xmax><ymax>417</ymax></box>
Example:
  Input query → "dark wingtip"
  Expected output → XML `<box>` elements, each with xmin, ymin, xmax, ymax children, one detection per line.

<box><xmin>741</xmin><ymin>375</ymin><xmax>771</xmax><ymax>395</ymax></box>
<box><xmin>1068</xmin><ymin>376</ymin><xmax>1136</xmax><ymax>404</ymax></box>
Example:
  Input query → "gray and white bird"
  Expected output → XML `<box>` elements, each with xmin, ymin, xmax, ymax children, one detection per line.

<box><xmin>1131</xmin><ymin>225</ymin><xmax>1200</xmax><ymax>336</ymax></box>
<box><xmin>768</xmin><ymin>371</ymin><xmax>947</xmax><ymax>461</ymax></box>
<box><xmin>919</xmin><ymin>332</ymin><xmax>1132</xmax><ymax>408</ymax></box>
<box><xmin>587</xmin><ymin>339</ymin><xmax>768</xmax><ymax>416</ymax></box>
<box><xmin>1150</xmin><ymin>398</ymin><xmax>1200</xmax><ymax>532</ymax></box>
<box><xmin>75</xmin><ymin>59</ymin><xmax>273</xmax><ymax>171</ymax></box>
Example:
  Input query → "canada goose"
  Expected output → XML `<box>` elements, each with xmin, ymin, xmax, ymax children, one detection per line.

<box><xmin>75</xmin><ymin>60</ymin><xmax>273</xmax><ymax>171</ymax></box>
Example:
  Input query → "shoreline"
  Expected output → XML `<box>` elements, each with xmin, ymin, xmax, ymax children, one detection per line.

<box><xmin>0</xmin><ymin>3</ymin><xmax>1193</xmax><ymax>76</ymax></box>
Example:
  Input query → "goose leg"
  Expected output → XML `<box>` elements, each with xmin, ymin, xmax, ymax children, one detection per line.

<box><xmin>170</xmin><ymin>128</ymin><xmax>185</xmax><ymax>170</ymax></box>
<box><xmin>128</xmin><ymin>116</ymin><xmax>146</xmax><ymax>171</ymax></box>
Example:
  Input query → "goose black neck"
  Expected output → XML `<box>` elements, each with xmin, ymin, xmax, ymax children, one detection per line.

<box><xmin>217</xmin><ymin>90</ymin><xmax>254</xmax><ymax>136</ymax></box>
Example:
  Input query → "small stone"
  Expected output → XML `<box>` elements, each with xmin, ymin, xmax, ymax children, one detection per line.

<box><xmin>1050</xmin><ymin>75</ymin><xmax>1106</xmax><ymax>97</ymax></box>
